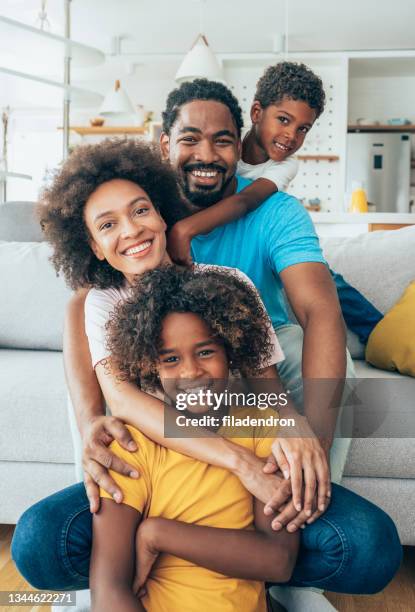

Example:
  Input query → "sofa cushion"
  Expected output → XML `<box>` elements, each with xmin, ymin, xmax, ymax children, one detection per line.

<box><xmin>366</xmin><ymin>281</ymin><xmax>415</xmax><ymax>377</ymax></box>
<box><xmin>321</xmin><ymin>225</ymin><xmax>415</xmax><ymax>314</ymax></box>
<box><xmin>0</xmin><ymin>201</ymin><xmax>44</xmax><ymax>242</ymax></box>
<box><xmin>0</xmin><ymin>349</ymin><xmax>74</xmax><ymax>464</ymax></box>
<box><xmin>0</xmin><ymin>241</ymin><xmax>72</xmax><ymax>350</ymax></box>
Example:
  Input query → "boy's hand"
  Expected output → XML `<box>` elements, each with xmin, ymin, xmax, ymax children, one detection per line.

<box><xmin>167</xmin><ymin>221</ymin><xmax>194</xmax><ymax>266</ymax></box>
<box><xmin>133</xmin><ymin>518</ymin><xmax>160</xmax><ymax>596</ymax></box>
<box><xmin>82</xmin><ymin>415</ymin><xmax>140</xmax><ymax>513</ymax></box>
<box><xmin>264</xmin><ymin>414</ymin><xmax>331</xmax><ymax>516</ymax></box>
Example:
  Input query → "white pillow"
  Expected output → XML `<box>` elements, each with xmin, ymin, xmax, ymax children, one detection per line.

<box><xmin>0</xmin><ymin>241</ymin><xmax>72</xmax><ymax>350</ymax></box>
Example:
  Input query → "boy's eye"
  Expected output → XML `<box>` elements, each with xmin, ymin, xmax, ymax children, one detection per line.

<box><xmin>278</xmin><ymin>116</ymin><xmax>289</xmax><ymax>124</ymax></box>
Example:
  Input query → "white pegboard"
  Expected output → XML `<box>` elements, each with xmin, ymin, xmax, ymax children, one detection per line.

<box><xmin>223</xmin><ymin>58</ymin><xmax>348</xmax><ymax>211</ymax></box>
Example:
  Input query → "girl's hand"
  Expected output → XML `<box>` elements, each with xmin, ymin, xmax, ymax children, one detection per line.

<box><xmin>233</xmin><ymin>451</ymin><xmax>292</xmax><ymax>509</ymax></box>
<box><xmin>133</xmin><ymin>519</ymin><xmax>160</xmax><ymax>596</ymax></box>
<box><xmin>264</xmin><ymin>415</ymin><xmax>331</xmax><ymax>517</ymax></box>
<box><xmin>167</xmin><ymin>222</ymin><xmax>194</xmax><ymax>266</ymax></box>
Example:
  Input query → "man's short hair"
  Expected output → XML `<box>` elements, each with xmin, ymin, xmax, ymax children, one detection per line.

<box><xmin>162</xmin><ymin>78</ymin><xmax>244</xmax><ymax>136</ymax></box>
<box><xmin>255</xmin><ymin>61</ymin><xmax>325</xmax><ymax>117</ymax></box>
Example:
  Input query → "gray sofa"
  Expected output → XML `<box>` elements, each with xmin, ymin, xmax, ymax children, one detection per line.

<box><xmin>1</xmin><ymin>201</ymin><xmax>414</xmax><ymax>544</ymax></box>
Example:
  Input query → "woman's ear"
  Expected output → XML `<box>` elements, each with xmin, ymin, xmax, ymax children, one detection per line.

<box><xmin>90</xmin><ymin>239</ymin><xmax>105</xmax><ymax>261</ymax></box>
<box><xmin>159</xmin><ymin>132</ymin><xmax>170</xmax><ymax>161</ymax></box>
<box><xmin>250</xmin><ymin>100</ymin><xmax>263</xmax><ymax>124</ymax></box>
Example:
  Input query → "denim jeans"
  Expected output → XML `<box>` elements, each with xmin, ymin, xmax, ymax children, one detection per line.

<box><xmin>12</xmin><ymin>481</ymin><xmax>401</xmax><ymax>595</ymax></box>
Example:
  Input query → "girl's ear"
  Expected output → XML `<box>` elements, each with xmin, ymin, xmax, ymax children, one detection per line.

<box><xmin>90</xmin><ymin>238</ymin><xmax>105</xmax><ymax>261</ymax></box>
<box><xmin>250</xmin><ymin>100</ymin><xmax>263</xmax><ymax>124</ymax></box>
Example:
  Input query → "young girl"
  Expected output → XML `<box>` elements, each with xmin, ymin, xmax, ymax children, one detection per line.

<box><xmin>91</xmin><ymin>264</ymin><xmax>300</xmax><ymax>612</ymax></box>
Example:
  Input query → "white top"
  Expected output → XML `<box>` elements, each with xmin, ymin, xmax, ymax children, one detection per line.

<box><xmin>85</xmin><ymin>265</ymin><xmax>284</xmax><ymax>370</ymax></box>
<box><xmin>237</xmin><ymin>156</ymin><xmax>299</xmax><ymax>192</ymax></box>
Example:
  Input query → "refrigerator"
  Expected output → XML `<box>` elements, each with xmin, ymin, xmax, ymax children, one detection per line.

<box><xmin>346</xmin><ymin>132</ymin><xmax>411</xmax><ymax>213</ymax></box>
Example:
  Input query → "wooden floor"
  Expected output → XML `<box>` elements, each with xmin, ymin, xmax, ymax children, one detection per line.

<box><xmin>1</xmin><ymin>524</ymin><xmax>414</xmax><ymax>611</ymax></box>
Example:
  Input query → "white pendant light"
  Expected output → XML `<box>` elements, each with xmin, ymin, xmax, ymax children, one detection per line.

<box><xmin>99</xmin><ymin>80</ymin><xmax>136</xmax><ymax>117</ymax></box>
<box><xmin>175</xmin><ymin>33</ymin><xmax>224</xmax><ymax>84</ymax></box>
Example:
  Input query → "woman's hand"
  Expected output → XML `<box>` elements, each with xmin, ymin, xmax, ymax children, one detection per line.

<box><xmin>233</xmin><ymin>451</ymin><xmax>292</xmax><ymax>510</ymax></box>
<box><xmin>167</xmin><ymin>221</ymin><xmax>194</xmax><ymax>266</ymax></box>
<box><xmin>82</xmin><ymin>415</ymin><xmax>140</xmax><ymax>512</ymax></box>
<box><xmin>133</xmin><ymin>518</ymin><xmax>161</xmax><ymax>596</ymax></box>
<box><xmin>263</xmin><ymin>414</ymin><xmax>331</xmax><ymax>517</ymax></box>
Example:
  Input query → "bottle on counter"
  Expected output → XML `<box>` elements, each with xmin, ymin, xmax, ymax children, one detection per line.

<box><xmin>349</xmin><ymin>180</ymin><xmax>368</xmax><ymax>213</ymax></box>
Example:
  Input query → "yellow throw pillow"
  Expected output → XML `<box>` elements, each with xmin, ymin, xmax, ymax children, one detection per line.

<box><xmin>366</xmin><ymin>281</ymin><xmax>415</xmax><ymax>376</ymax></box>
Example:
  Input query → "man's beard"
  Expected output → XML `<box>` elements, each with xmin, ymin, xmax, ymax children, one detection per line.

<box><xmin>179</xmin><ymin>166</ymin><xmax>234</xmax><ymax>208</ymax></box>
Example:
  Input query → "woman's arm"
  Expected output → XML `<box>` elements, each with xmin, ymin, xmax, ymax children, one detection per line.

<box><xmin>133</xmin><ymin>497</ymin><xmax>299</xmax><ymax>592</ymax></box>
<box><xmin>96</xmin><ymin>360</ymin><xmax>292</xmax><ymax>508</ymax></box>
<box><xmin>90</xmin><ymin>499</ymin><xmax>144</xmax><ymax>612</ymax></box>
<box><xmin>167</xmin><ymin>178</ymin><xmax>277</xmax><ymax>264</ymax></box>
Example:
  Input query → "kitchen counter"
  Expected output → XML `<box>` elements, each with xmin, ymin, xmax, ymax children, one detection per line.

<box><xmin>309</xmin><ymin>212</ymin><xmax>415</xmax><ymax>236</ymax></box>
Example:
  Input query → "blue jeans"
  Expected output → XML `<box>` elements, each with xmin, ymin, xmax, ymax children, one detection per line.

<box><xmin>12</xmin><ymin>481</ymin><xmax>401</xmax><ymax>595</ymax></box>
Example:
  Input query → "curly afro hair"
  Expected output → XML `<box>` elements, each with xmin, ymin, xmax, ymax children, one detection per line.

<box><xmin>255</xmin><ymin>61</ymin><xmax>325</xmax><ymax>117</ymax></box>
<box><xmin>107</xmin><ymin>265</ymin><xmax>274</xmax><ymax>390</ymax></box>
<box><xmin>162</xmin><ymin>78</ymin><xmax>244</xmax><ymax>136</ymax></box>
<box><xmin>38</xmin><ymin>138</ymin><xmax>183</xmax><ymax>290</ymax></box>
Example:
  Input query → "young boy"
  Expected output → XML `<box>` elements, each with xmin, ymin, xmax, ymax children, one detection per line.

<box><xmin>168</xmin><ymin>61</ymin><xmax>323</xmax><ymax>264</ymax></box>
<box><xmin>91</xmin><ymin>265</ymin><xmax>299</xmax><ymax>612</ymax></box>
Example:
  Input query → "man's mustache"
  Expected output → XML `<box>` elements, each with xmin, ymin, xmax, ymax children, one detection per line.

<box><xmin>183</xmin><ymin>163</ymin><xmax>226</xmax><ymax>174</ymax></box>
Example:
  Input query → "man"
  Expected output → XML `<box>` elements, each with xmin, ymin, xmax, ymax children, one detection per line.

<box><xmin>12</xmin><ymin>80</ymin><xmax>401</xmax><ymax>609</ymax></box>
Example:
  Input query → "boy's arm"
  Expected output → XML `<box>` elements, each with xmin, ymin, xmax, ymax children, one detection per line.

<box><xmin>90</xmin><ymin>499</ymin><xmax>144</xmax><ymax>612</ymax></box>
<box><xmin>134</xmin><ymin>498</ymin><xmax>299</xmax><ymax>590</ymax></box>
<box><xmin>167</xmin><ymin>178</ymin><xmax>276</xmax><ymax>264</ymax></box>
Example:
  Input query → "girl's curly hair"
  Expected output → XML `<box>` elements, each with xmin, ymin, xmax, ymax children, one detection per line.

<box><xmin>38</xmin><ymin>138</ymin><xmax>183</xmax><ymax>290</ymax></box>
<box><xmin>107</xmin><ymin>265</ymin><xmax>274</xmax><ymax>390</ymax></box>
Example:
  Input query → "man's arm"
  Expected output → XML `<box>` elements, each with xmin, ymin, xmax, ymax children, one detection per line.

<box><xmin>280</xmin><ymin>261</ymin><xmax>347</xmax><ymax>448</ymax></box>
<box><xmin>133</xmin><ymin>498</ymin><xmax>299</xmax><ymax>591</ymax></box>
<box><xmin>90</xmin><ymin>499</ymin><xmax>144</xmax><ymax>612</ymax></box>
<box><xmin>167</xmin><ymin>178</ymin><xmax>276</xmax><ymax>264</ymax></box>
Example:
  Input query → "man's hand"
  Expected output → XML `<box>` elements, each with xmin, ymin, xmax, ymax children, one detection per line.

<box><xmin>82</xmin><ymin>415</ymin><xmax>140</xmax><ymax>512</ymax></box>
<box><xmin>133</xmin><ymin>518</ymin><xmax>160</xmax><ymax>596</ymax></box>
<box><xmin>167</xmin><ymin>221</ymin><xmax>194</xmax><ymax>266</ymax></box>
<box><xmin>263</xmin><ymin>413</ymin><xmax>331</xmax><ymax>516</ymax></box>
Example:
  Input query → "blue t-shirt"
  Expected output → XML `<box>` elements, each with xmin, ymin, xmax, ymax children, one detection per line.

<box><xmin>191</xmin><ymin>175</ymin><xmax>326</xmax><ymax>328</ymax></box>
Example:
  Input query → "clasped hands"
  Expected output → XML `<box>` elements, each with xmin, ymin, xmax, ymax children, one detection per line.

<box><xmin>81</xmin><ymin>414</ymin><xmax>331</xmax><ymax>532</ymax></box>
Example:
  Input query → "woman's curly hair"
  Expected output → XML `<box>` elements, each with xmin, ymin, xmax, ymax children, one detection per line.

<box><xmin>107</xmin><ymin>265</ymin><xmax>274</xmax><ymax>390</ymax></box>
<box><xmin>255</xmin><ymin>61</ymin><xmax>325</xmax><ymax>117</ymax></box>
<box><xmin>38</xmin><ymin>138</ymin><xmax>183</xmax><ymax>290</ymax></box>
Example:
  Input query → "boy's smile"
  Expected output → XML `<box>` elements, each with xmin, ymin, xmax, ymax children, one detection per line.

<box><xmin>248</xmin><ymin>96</ymin><xmax>317</xmax><ymax>164</ymax></box>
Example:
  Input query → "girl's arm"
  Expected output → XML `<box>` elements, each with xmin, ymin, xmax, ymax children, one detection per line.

<box><xmin>167</xmin><ymin>178</ymin><xmax>276</xmax><ymax>264</ymax></box>
<box><xmin>90</xmin><ymin>499</ymin><xmax>144</xmax><ymax>612</ymax></box>
<box><xmin>133</xmin><ymin>498</ymin><xmax>299</xmax><ymax>592</ymax></box>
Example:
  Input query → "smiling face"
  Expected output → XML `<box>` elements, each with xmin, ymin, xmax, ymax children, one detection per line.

<box><xmin>158</xmin><ymin>311</ymin><xmax>229</xmax><ymax>414</ymax></box>
<box><xmin>160</xmin><ymin>100</ymin><xmax>240</xmax><ymax>210</ymax></box>
<box><xmin>251</xmin><ymin>96</ymin><xmax>317</xmax><ymax>162</ymax></box>
<box><xmin>84</xmin><ymin>178</ymin><xmax>169</xmax><ymax>284</ymax></box>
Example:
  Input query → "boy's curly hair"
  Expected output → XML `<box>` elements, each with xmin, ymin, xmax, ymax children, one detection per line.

<box><xmin>255</xmin><ymin>61</ymin><xmax>325</xmax><ymax>117</ymax></box>
<box><xmin>107</xmin><ymin>265</ymin><xmax>274</xmax><ymax>390</ymax></box>
<box><xmin>162</xmin><ymin>78</ymin><xmax>244</xmax><ymax>136</ymax></box>
<box><xmin>38</xmin><ymin>138</ymin><xmax>182</xmax><ymax>290</ymax></box>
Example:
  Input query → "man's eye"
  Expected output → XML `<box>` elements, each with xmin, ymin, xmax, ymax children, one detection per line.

<box><xmin>181</xmin><ymin>137</ymin><xmax>197</xmax><ymax>143</ymax></box>
<box><xmin>134</xmin><ymin>207</ymin><xmax>148</xmax><ymax>216</ymax></box>
<box><xmin>216</xmin><ymin>139</ymin><xmax>232</xmax><ymax>145</ymax></box>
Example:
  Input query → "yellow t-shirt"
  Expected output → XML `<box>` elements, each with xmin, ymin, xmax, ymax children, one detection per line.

<box><xmin>101</xmin><ymin>407</ymin><xmax>277</xmax><ymax>612</ymax></box>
